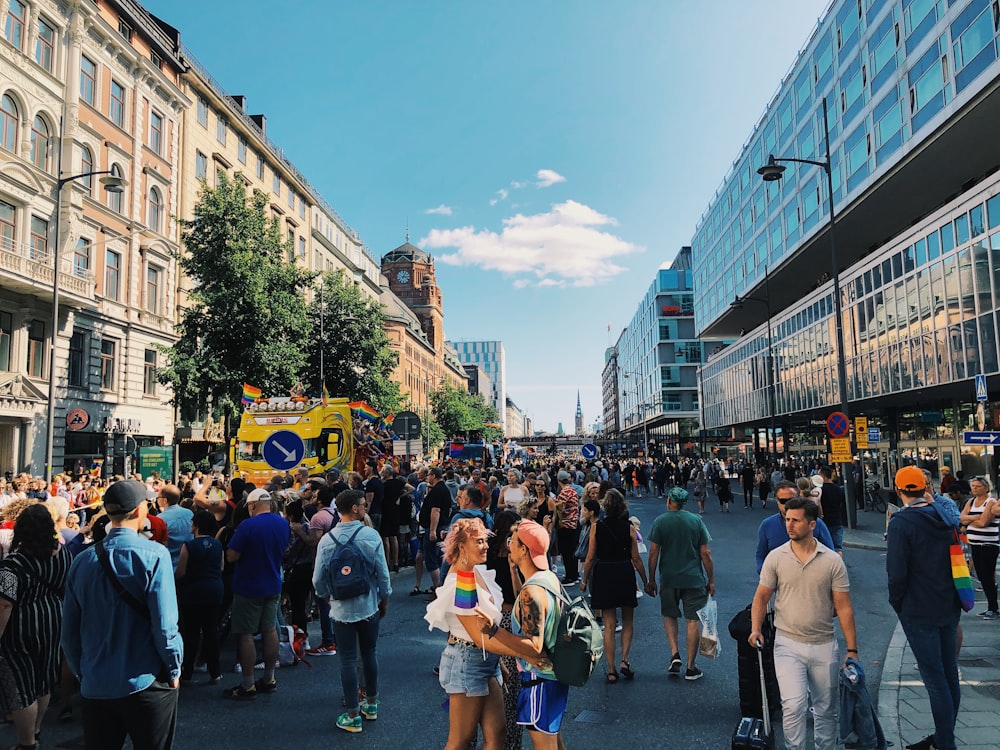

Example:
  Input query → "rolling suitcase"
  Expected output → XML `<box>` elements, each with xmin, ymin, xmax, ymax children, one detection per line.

<box><xmin>731</xmin><ymin>646</ymin><xmax>774</xmax><ymax>749</ymax></box>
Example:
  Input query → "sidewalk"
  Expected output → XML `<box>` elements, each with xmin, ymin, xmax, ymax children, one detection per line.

<box><xmin>843</xmin><ymin>524</ymin><xmax>1000</xmax><ymax>750</ymax></box>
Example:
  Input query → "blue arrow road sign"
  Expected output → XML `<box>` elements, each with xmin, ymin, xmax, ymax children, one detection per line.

<box><xmin>867</xmin><ymin>428</ymin><xmax>881</xmax><ymax>443</ymax></box>
<box><xmin>962</xmin><ymin>431</ymin><xmax>1000</xmax><ymax>445</ymax></box>
<box><xmin>976</xmin><ymin>374</ymin><xmax>988</xmax><ymax>401</ymax></box>
<box><xmin>581</xmin><ymin>443</ymin><xmax>598</xmax><ymax>460</ymax></box>
<box><xmin>262</xmin><ymin>430</ymin><xmax>305</xmax><ymax>471</ymax></box>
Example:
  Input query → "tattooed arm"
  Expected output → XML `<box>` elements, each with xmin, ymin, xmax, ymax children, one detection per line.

<box><xmin>467</xmin><ymin>583</ymin><xmax>549</xmax><ymax>665</ymax></box>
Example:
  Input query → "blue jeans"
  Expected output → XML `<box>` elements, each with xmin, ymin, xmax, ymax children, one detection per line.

<box><xmin>898</xmin><ymin>614</ymin><xmax>960</xmax><ymax>750</ymax></box>
<box><xmin>333</xmin><ymin>613</ymin><xmax>381</xmax><ymax>712</ymax></box>
<box><xmin>317</xmin><ymin>597</ymin><xmax>335</xmax><ymax>648</ymax></box>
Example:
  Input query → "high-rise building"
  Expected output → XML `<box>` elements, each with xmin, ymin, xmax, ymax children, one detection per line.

<box><xmin>695</xmin><ymin>0</ymin><xmax>1000</xmax><ymax>476</ymax></box>
<box><xmin>447</xmin><ymin>340</ymin><xmax>507</xmax><ymax>427</ymax></box>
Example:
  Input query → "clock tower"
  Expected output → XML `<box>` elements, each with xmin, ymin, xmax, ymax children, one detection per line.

<box><xmin>382</xmin><ymin>241</ymin><xmax>444</xmax><ymax>352</ymax></box>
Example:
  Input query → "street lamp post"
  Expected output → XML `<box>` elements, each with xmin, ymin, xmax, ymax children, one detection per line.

<box><xmin>45</xmin><ymin>117</ymin><xmax>126</xmax><ymax>482</ymax></box>
<box><xmin>758</xmin><ymin>95</ymin><xmax>856</xmax><ymax>528</ymax></box>
<box><xmin>732</xmin><ymin>264</ymin><xmax>777</xmax><ymax>462</ymax></box>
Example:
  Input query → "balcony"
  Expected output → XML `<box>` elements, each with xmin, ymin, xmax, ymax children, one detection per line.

<box><xmin>0</xmin><ymin>239</ymin><xmax>96</xmax><ymax>308</ymax></box>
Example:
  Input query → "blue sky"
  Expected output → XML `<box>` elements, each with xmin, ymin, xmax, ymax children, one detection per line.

<box><xmin>146</xmin><ymin>0</ymin><xmax>826</xmax><ymax>433</ymax></box>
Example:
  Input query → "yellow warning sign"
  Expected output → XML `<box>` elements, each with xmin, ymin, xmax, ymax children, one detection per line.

<box><xmin>855</xmin><ymin>417</ymin><xmax>868</xmax><ymax>449</ymax></box>
<box><xmin>829</xmin><ymin>437</ymin><xmax>852</xmax><ymax>463</ymax></box>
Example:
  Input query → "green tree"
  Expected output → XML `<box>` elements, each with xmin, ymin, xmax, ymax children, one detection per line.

<box><xmin>158</xmin><ymin>174</ymin><xmax>312</xmax><ymax>424</ymax></box>
<box><xmin>301</xmin><ymin>269</ymin><xmax>401</xmax><ymax>415</ymax></box>
<box><xmin>429</xmin><ymin>383</ymin><xmax>502</xmax><ymax>442</ymax></box>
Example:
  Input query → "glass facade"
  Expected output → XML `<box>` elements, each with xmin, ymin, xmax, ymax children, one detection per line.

<box><xmin>702</xmin><ymin>179</ymin><xmax>1000</xmax><ymax>428</ymax></box>
<box><xmin>692</xmin><ymin>0</ymin><xmax>1000</xmax><ymax>336</ymax></box>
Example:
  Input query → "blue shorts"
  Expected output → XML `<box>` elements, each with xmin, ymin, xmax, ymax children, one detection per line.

<box><xmin>422</xmin><ymin>531</ymin><xmax>443</xmax><ymax>572</ymax></box>
<box><xmin>438</xmin><ymin>643</ymin><xmax>500</xmax><ymax>697</ymax></box>
<box><xmin>517</xmin><ymin>673</ymin><xmax>569</xmax><ymax>735</ymax></box>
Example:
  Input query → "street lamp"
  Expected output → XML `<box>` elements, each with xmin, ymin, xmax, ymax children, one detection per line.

<box><xmin>757</xmin><ymin>95</ymin><xmax>856</xmax><ymax>528</ymax></box>
<box><xmin>732</xmin><ymin>264</ymin><xmax>777</xmax><ymax>462</ymax></box>
<box><xmin>46</xmin><ymin>118</ymin><xmax>126</xmax><ymax>482</ymax></box>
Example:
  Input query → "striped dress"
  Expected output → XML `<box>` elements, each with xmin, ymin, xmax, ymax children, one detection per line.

<box><xmin>0</xmin><ymin>546</ymin><xmax>71</xmax><ymax>709</ymax></box>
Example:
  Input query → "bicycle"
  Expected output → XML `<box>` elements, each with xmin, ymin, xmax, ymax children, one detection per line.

<box><xmin>863</xmin><ymin>479</ymin><xmax>888</xmax><ymax>513</ymax></box>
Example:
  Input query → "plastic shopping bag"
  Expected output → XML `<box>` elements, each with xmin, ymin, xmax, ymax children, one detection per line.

<box><xmin>697</xmin><ymin>595</ymin><xmax>721</xmax><ymax>659</ymax></box>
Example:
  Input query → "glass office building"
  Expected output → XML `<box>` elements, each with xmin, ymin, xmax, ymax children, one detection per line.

<box><xmin>696</xmin><ymin>0</ymin><xmax>1000</xmax><ymax>479</ymax></box>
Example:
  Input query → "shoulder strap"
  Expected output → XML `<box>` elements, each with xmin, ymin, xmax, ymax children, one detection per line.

<box><xmin>327</xmin><ymin>524</ymin><xmax>364</xmax><ymax>548</ymax></box>
<box><xmin>95</xmin><ymin>541</ymin><xmax>151</xmax><ymax>620</ymax></box>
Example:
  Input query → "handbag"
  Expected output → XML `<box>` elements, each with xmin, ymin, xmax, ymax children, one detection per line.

<box><xmin>949</xmin><ymin>529</ymin><xmax>975</xmax><ymax>612</ymax></box>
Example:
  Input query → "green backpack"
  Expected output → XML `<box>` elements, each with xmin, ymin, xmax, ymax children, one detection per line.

<box><xmin>531</xmin><ymin>577</ymin><xmax>604</xmax><ymax>687</ymax></box>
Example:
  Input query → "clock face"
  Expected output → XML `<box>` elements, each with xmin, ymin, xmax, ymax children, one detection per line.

<box><xmin>396</xmin><ymin>270</ymin><xmax>410</xmax><ymax>284</ymax></box>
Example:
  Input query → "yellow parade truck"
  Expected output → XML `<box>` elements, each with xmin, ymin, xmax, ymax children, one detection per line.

<box><xmin>233</xmin><ymin>396</ymin><xmax>354</xmax><ymax>485</ymax></box>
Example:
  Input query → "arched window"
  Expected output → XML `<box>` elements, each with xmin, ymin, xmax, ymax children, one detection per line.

<box><xmin>147</xmin><ymin>187</ymin><xmax>162</xmax><ymax>233</ymax></box>
<box><xmin>107</xmin><ymin>164</ymin><xmax>123</xmax><ymax>213</ymax></box>
<box><xmin>0</xmin><ymin>95</ymin><xmax>18</xmax><ymax>153</ymax></box>
<box><xmin>30</xmin><ymin>115</ymin><xmax>50</xmax><ymax>171</ymax></box>
<box><xmin>81</xmin><ymin>146</ymin><xmax>94</xmax><ymax>190</ymax></box>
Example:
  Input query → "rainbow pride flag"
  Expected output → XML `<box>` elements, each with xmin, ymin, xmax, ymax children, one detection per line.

<box><xmin>322</xmin><ymin>383</ymin><xmax>329</xmax><ymax>407</ymax></box>
<box><xmin>454</xmin><ymin>569</ymin><xmax>478</xmax><ymax>610</ymax></box>
<box><xmin>950</xmin><ymin>536</ymin><xmax>976</xmax><ymax>612</ymax></box>
<box><xmin>242</xmin><ymin>383</ymin><xmax>262</xmax><ymax>405</ymax></box>
<box><xmin>349</xmin><ymin>401</ymin><xmax>381</xmax><ymax>421</ymax></box>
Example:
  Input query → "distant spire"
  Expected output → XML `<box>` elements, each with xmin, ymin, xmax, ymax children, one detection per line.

<box><xmin>405</xmin><ymin>218</ymin><xmax>410</xmax><ymax>243</ymax></box>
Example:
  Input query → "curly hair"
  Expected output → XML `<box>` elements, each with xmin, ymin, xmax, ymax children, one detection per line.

<box><xmin>2</xmin><ymin>497</ymin><xmax>37</xmax><ymax>523</ymax></box>
<box><xmin>603</xmin><ymin>488</ymin><xmax>629</xmax><ymax>519</ymax></box>
<box><xmin>517</xmin><ymin>496</ymin><xmax>539</xmax><ymax>519</ymax></box>
<box><xmin>11</xmin><ymin>504</ymin><xmax>59</xmax><ymax>558</ymax></box>
<box><xmin>442</xmin><ymin>517</ymin><xmax>488</xmax><ymax>566</ymax></box>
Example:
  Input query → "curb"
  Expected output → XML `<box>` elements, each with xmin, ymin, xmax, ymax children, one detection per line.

<box><xmin>843</xmin><ymin>541</ymin><xmax>887</xmax><ymax>551</ymax></box>
<box><xmin>877</xmin><ymin>618</ymin><xmax>906</xmax><ymax>750</ymax></box>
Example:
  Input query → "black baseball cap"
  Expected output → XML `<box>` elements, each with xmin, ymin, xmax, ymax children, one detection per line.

<box><xmin>102</xmin><ymin>480</ymin><xmax>147</xmax><ymax>515</ymax></box>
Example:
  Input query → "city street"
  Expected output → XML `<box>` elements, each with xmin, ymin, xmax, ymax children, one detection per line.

<box><xmin>25</xmin><ymin>488</ymin><xmax>898</xmax><ymax>750</ymax></box>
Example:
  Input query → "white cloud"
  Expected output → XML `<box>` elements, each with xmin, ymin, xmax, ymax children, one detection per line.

<box><xmin>422</xmin><ymin>200</ymin><xmax>643</xmax><ymax>288</ymax></box>
<box><xmin>489</xmin><ymin>188</ymin><xmax>509</xmax><ymax>206</ymax></box>
<box><xmin>536</xmin><ymin>169</ymin><xmax>566</xmax><ymax>188</ymax></box>
<box><xmin>512</xmin><ymin>279</ymin><xmax>531</xmax><ymax>289</ymax></box>
<box><xmin>425</xmin><ymin>204</ymin><xmax>453</xmax><ymax>216</ymax></box>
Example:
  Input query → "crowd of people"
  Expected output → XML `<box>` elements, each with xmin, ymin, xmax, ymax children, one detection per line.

<box><xmin>0</xmin><ymin>448</ymin><xmax>990</xmax><ymax>750</ymax></box>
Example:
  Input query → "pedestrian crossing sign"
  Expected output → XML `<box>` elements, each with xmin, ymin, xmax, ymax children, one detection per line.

<box><xmin>976</xmin><ymin>374</ymin><xmax>988</xmax><ymax>402</ymax></box>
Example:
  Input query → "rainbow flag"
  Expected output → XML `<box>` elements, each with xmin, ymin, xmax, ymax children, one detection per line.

<box><xmin>483</xmin><ymin>422</ymin><xmax>502</xmax><ymax>429</ymax></box>
<box><xmin>349</xmin><ymin>401</ymin><xmax>381</xmax><ymax>421</ymax></box>
<box><xmin>242</xmin><ymin>383</ymin><xmax>262</xmax><ymax>405</ymax></box>
<box><xmin>322</xmin><ymin>383</ymin><xmax>329</xmax><ymax>407</ymax></box>
<box><xmin>454</xmin><ymin>569</ymin><xmax>478</xmax><ymax>610</ymax></box>
<box><xmin>950</xmin><ymin>538</ymin><xmax>976</xmax><ymax>612</ymax></box>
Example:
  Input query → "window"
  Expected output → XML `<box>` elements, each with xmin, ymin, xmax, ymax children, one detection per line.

<box><xmin>0</xmin><ymin>311</ymin><xmax>11</xmax><ymax>371</ymax></box>
<box><xmin>195</xmin><ymin>150</ymin><xmax>207</xmax><ymax>179</ymax></box>
<box><xmin>0</xmin><ymin>200</ymin><xmax>14</xmax><ymax>252</ymax></box>
<box><xmin>4</xmin><ymin>0</ymin><xmax>25</xmax><ymax>50</ymax></box>
<box><xmin>118</xmin><ymin>20</ymin><xmax>132</xmax><ymax>42</ymax></box>
<box><xmin>68</xmin><ymin>330</ymin><xmax>86</xmax><ymax>387</ymax></box>
<box><xmin>288</xmin><ymin>190</ymin><xmax>295</xmax><ymax>210</ymax></box>
<box><xmin>27</xmin><ymin>320</ymin><xmax>44</xmax><ymax>378</ymax></box>
<box><xmin>237</xmin><ymin>136</ymin><xmax>246</xmax><ymax>164</ymax></box>
<box><xmin>147</xmin><ymin>188</ymin><xmax>163</xmax><ymax>233</ymax></box>
<box><xmin>80</xmin><ymin>146</ymin><xmax>94</xmax><ymax>189</ymax></box>
<box><xmin>146</xmin><ymin>265</ymin><xmax>160</xmax><ymax>312</ymax></box>
<box><xmin>35</xmin><ymin>18</ymin><xmax>55</xmax><ymax>72</ymax></box>
<box><xmin>73</xmin><ymin>238</ymin><xmax>90</xmax><ymax>277</ymax></box>
<box><xmin>150</xmin><ymin>50</ymin><xmax>162</xmax><ymax>69</ymax></box>
<box><xmin>299</xmin><ymin>198</ymin><xmax>305</xmax><ymax>219</ymax></box>
<box><xmin>29</xmin><ymin>216</ymin><xmax>47</xmax><ymax>259</ymax></box>
<box><xmin>107</xmin><ymin>164</ymin><xmax>123</xmax><ymax>213</ymax></box>
<box><xmin>100</xmin><ymin>338</ymin><xmax>116</xmax><ymax>391</ymax></box>
<box><xmin>256</xmin><ymin>153</ymin><xmax>264</xmax><ymax>179</ymax></box>
<box><xmin>110</xmin><ymin>80</ymin><xmax>125</xmax><ymax>127</ymax></box>
<box><xmin>216</xmin><ymin>117</ymin><xmax>227</xmax><ymax>145</ymax></box>
<box><xmin>149</xmin><ymin>110</ymin><xmax>163</xmax><ymax>155</ymax></box>
<box><xmin>1</xmin><ymin>94</ymin><xmax>18</xmax><ymax>152</ymax></box>
<box><xmin>273</xmin><ymin>173</ymin><xmax>280</xmax><ymax>196</ymax></box>
<box><xmin>298</xmin><ymin>235</ymin><xmax>306</xmax><ymax>257</ymax></box>
<box><xmin>104</xmin><ymin>249</ymin><xmax>121</xmax><ymax>301</ymax></box>
<box><xmin>30</xmin><ymin>115</ymin><xmax>50</xmax><ymax>170</ymax></box>
<box><xmin>80</xmin><ymin>55</ymin><xmax>96</xmax><ymax>106</ymax></box>
<box><xmin>196</xmin><ymin>97</ymin><xmax>208</xmax><ymax>127</ymax></box>
<box><xmin>143</xmin><ymin>349</ymin><xmax>156</xmax><ymax>395</ymax></box>
<box><xmin>952</xmin><ymin>1</ymin><xmax>997</xmax><ymax>93</ymax></box>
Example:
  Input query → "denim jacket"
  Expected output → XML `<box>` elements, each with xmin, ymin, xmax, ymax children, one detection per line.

<box><xmin>313</xmin><ymin>520</ymin><xmax>391</xmax><ymax>623</ymax></box>
<box><xmin>839</xmin><ymin>658</ymin><xmax>888</xmax><ymax>749</ymax></box>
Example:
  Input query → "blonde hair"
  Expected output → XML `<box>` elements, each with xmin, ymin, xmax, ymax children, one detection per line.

<box><xmin>443</xmin><ymin>517</ymin><xmax>488</xmax><ymax>566</ymax></box>
<box><xmin>795</xmin><ymin>477</ymin><xmax>812</xmax><ymax>496</ymax></box>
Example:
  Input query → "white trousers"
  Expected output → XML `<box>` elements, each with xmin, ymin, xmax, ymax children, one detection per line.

<box><xmin>773</xmin><ymin>634</ymin><xmax>839</xmax><ymax>750</ymax></box>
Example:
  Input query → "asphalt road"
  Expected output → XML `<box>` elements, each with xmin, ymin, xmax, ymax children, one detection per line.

<box><xmin>32</xmin><ymin>488</ymin><xmax>897</xmax><ymax>749</ymax></box>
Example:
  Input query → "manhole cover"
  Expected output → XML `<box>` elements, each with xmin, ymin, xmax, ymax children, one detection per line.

<box><xmin>959</xmin><ymin>658</ymin><xmax>992</xmax><ymax>668</ymax></box>
<box><xmin>575</xmin><ymin>709</ymin><xmax>617</xmax><ymax>724</ymax></box>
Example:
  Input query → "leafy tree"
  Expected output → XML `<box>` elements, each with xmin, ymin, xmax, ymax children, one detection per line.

<box><xmin>300</xmin><ymin>269</ymin><xmax>401</xmax><ymax>415</ymax></box>
<box><xmin>429</xmin><ymin>383</ymin><xmax>502</xmax><ymax>442</ymax></box>
<box><xmin>158</xmin><ymin>174</ymin><xmax>312</xmax><ymax>425</ymax></box>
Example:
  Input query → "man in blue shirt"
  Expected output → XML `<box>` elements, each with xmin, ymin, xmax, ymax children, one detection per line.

<box><xmin>223</xmin><ymin>488</ymin><xmax>290</xmax><ymax>701</ymax></box>
<box><xmin>314</xmin><ymin>489</ymin><xmax>391</xmax><ymax>733</ymax></box>
<box><xmin>62</xmin><ymin>479</ymin><xmax>183</xmax><ymax>750</ymax></box>
<box><xmin>756</xmin><ymin>481</ymin><xmax>836</xmax><ymax>572</ymax></box>
<box><xmin>156</xmin><ymin>484</ymin><xmax>192</xmax><ymax>569</ymax></box>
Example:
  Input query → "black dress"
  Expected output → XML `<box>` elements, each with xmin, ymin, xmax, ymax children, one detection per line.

<box><xmin>0</xmin><ymin>546</ymin><xmax>71</xmax><ymax>710</ymax></box>
<box><xmin>589</xmin><ymin>518</ymin><xmax>637</xmax><ymax>610</ymax></box>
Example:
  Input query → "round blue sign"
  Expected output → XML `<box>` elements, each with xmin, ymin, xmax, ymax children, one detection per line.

<box><xmin>261</xmin><ymin>430</ymin><xmax>306</xmax><ymax>471</ymax></box>
<box><xmin>826</xmin><ymin>412</ymin><xmax>850</xmax><ymax>438</ymax></box>
<box><xmin>581</xmin><ymin>443</ymin><xmax>598</xmax><ymax>460</ymax></box>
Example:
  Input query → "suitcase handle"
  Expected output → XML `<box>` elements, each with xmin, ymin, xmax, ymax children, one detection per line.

<box><xmin>756</xmin><ymin>645</ymin><xmax>771</xmax><ymax>738</ymax></box>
